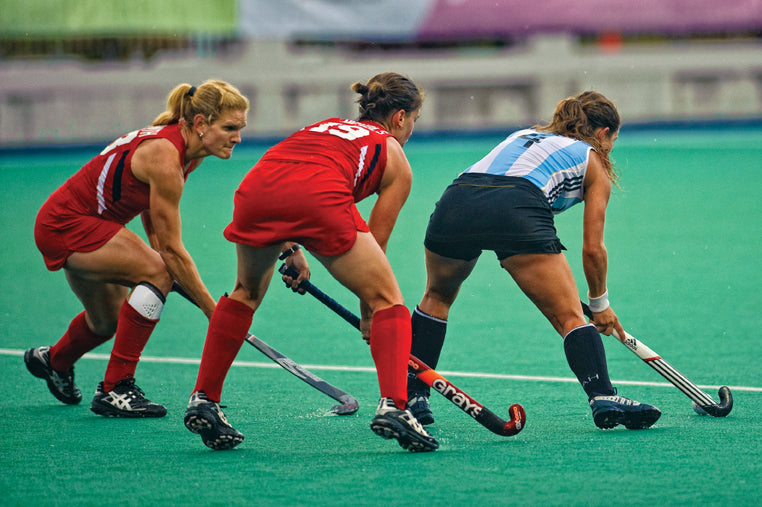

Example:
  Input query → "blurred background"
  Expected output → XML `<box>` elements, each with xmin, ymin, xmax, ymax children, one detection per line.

<box><xmin>1</xmin><ymin>0</ymin><xmax>761</xmax><ymax>147</ymax></box>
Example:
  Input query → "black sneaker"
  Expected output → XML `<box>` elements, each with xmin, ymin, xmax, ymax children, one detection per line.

<box><xmin>407</xmin><ymin>392</ymin><xmax>434</xmax><ymax>425</ymax></box>
<box><xmin>590</xmin><ymin>394</ymin><xmax>661</xmax><ymax>429</ymax></box>
<box><xmin>90</xmin><ymin>379</ymin><xmax>167</xmax><ymax>418</ymax></box>
<box><xmin>184</xmin><ymin>391</ymin><xmax>244</xmax><ymax>450</ymax></box>
<box><xmin>371</xmin><ymin>398</ymin><xmax>438</xmax><ymax>452</ymax></box>
<box><xmin>24</xmin><ymin>346</ymin><xmax>82</xmax><ymax>405</ymax></box>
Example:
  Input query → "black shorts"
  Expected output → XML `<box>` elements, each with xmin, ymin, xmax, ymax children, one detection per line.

<box><xmin>424</xmin><ymin>173</ymin><xmax>565</xmax><ymax>261</ymax></box>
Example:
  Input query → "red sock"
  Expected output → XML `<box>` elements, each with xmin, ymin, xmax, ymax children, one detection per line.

<box><xmin>194</xmin><ymin>296</ymin><xmax>253</xmax><ymax>402</ymax></box>
<box><xmin>370</xmin><ymin>305</ymin><xmax>412</xmax><ymax>409</ymax></box>
<box><xmin>49</xmin><ymin>312</ymin><xmax>113</xmax><ymax>371</ymax></box>
<box><xmin>103</xmin><ymin>302</ymin><xmax>158</xmax><ymax>391</ymax></box>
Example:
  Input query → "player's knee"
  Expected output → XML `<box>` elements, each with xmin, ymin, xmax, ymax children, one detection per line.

<box><xmin>366</xmin><ymin>292</ymin><xmax>405</xmax><ymax>314</ymax></box>
<box><xmin>229</xmin><ymin>285</ymin><xmax>263</xmax><ymax>312</ymax></box>
<box><xmin>358</xmin><ymin>281</ymin><xmax>404</xmax><ymax>312</ymax></box>
<box><xmin>423</xmin><ymin>286</ymin><xmax>458</xmax><ymax>308</ymax></box>
<box><xmin>558</xmin><ymin>314</ymin><xmax>588</xmax><ymax>337</ymax></box>
<box><xmin>128</xmin><ymin>282</ymin><xmax>166</xmax><ymax>320</ymax></box>
<box><xmin>135</xmin><ymin>253</ymin><xmax>173</xmax><ymax>291</ymax></box>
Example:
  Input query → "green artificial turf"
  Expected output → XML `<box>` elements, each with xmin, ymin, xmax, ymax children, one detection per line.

<box><xmin>1</xmin><ymin>125</ymin><xmax>760</xmax><ymax>505</ymax></box>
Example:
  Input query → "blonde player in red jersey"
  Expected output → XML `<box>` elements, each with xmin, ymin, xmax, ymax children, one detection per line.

<box><xmin>26</xmin><ymin>80</ymin><xmax>249</xmax><ymax>418</ymax></box>
<box><xmin>184</xmin><ymin>72</ymin><xmax>438</xmax><ymax>452</ymax></box>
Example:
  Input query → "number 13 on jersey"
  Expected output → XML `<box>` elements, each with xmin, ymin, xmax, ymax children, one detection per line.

<box><xmin>308</xmin><ymin>121</ymin><xmax>371</xmax><ymax>141</ymax></box>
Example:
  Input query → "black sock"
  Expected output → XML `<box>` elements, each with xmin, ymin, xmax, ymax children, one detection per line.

<box><xmin>563</xmin><ymin>324</ymin><xmax>615</xmax><ymax>399</ymax></box>
<box><xmin>407</xmin><ymin>306</ymin><xmax>447</xmax><ymax>396</ymax></box>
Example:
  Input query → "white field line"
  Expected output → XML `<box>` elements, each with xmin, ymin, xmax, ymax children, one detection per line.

<box><xmin>2</xmin><ymin>348</ymin><xmax>760</xmax><ymax>392</ymax></box>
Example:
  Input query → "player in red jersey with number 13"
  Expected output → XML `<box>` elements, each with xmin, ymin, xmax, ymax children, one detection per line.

<box><xmin>185</xmin><ymin>72</ymin><xmax>438</xmax><ymax>452</ymax></box>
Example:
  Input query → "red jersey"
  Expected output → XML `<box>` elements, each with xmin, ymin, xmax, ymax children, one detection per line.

<box><xmin>35</xmin><ymin>123</ymin><xmax>195</xmax><ymax>270</ymax></box>
<box><xmin>224</xmin><ymin>118</ymin><xmax>394</xmax><ymax>256</ymax></box>
<box><xmin>257</xmin><ymin>118</ymin><xmax>391</xmax><ymax>202</ymax></box>
<box><xmin>55</xmin><ymin>123</ymin><xmax>193</xmax><ymax>223</ymax></box>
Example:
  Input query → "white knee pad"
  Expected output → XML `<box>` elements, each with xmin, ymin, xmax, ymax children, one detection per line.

<box><xmin>128</xmin><ymin>282</ymin><xmax>165</xmax><ymax>320</ymax></box>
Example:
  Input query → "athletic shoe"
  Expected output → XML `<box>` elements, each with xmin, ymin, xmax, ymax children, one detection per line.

<box><xmin>184</xmin><ymin>391</ymin><xmax>244</xmax><ymax>450</ymax></box>
<box><xmin>407</xmin><ymin>392</ymin><xmax>434</xmax><ymax>425</ymax></box>
<box><xmin>90</xmin><ymin>378</ymin><xmax>167</xmax><ymax>418</ymax></box>
<box><xmin>371</xmin><ymin>398</ymin><xmax>439</xmax><ymax>452</ymax></box>
<box><xmin>590</xmin><ymin>394</ymin><xmax>661</xmax><ymax>429</ymax></box>
<box><xmin>24</xmin><ymin>346</ymin><xmax>82</xmax><ymax>405</ymax></box>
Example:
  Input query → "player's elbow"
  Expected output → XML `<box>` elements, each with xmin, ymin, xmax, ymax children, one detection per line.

<box><xmin>582</xmin><ymin>243</ymin><xmax>607</xmax><ymax>266</ymax></box>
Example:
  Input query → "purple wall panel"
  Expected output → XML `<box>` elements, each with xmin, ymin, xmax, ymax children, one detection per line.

<box><xmin>417</xmin><ymin>0</ymin><xmax>762</xmax><ymax>39</ymax></box>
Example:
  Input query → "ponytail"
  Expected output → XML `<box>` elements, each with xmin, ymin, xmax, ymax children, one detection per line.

<box><xmin>536</xmin><ymin>91</ymin><xmax>620</xmax><ymax>183</ymax></box>
<box><xmin>153</xmin><ymin>79</ymin><xmax>249</xmax><ymax>127</ymax></box>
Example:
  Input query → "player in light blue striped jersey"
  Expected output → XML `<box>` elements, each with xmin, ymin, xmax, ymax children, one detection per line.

<box><xmin>407</xmin><ymin>91</ymin><xmax>661</xmax><ymax>430</ymax></box>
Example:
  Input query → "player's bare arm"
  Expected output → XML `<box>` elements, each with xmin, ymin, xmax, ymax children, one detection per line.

<box><xmin>366</xmin><ymin>137</ymin><xmax>413</xmax><ymax>252</ymax></box>
<box><xmin>581</xmin><ymin>150</ymin><xmax>622</xmax><ymax>338</ymax></box>
<box><xmin>132</xmin><ymin>139</ymin><xmax>216</xmax><ymax>318</ymax></box>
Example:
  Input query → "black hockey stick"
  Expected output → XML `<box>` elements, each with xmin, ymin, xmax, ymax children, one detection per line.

<box><xmin>171</xmin><ymin>282</ymin><xmax>358</xmax><ymax>415</ymax></box>
<box><xmin>278</xmin><ymin>265</ymin><xmax>526</xmax><ymax>436</ymax></box>
<box><xmin>581</xmin><ymin>302</ymin><xmax>732</xmax><ymax>417</ymax></box>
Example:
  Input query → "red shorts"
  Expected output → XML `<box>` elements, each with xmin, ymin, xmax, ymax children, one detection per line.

<box><xmin>34</xmin><ymin>199</ymin><xmax>123</xmax><ymax>271</ymax></box>
<box><xmin>224</xmin><ymin>162</ymin><xmax>369</xmax><ymax>256</ymax></box>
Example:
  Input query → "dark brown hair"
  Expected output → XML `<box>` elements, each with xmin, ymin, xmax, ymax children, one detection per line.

<box><xmin>351</xmin><ymin>72</ymin><xmax>424</xmax><ymax>122</ymax></box>
<box><xmin>536</xmin><ymin>91</ymin><xmax>620</xmax><ymax>182</ymax></box>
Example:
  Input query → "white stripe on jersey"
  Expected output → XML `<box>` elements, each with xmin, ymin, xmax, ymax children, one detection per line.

<box><xmin>463</xmin><ymin>128</ymin><xmax>592</xmax><ymax>213</ymax></box>
<box><xmin>353</xmin><ymin>145</ymin><xmax>368</xmax><ymax>187</ymax></box>
<box><xmin>96</xmin><ymin>153</ymin><xmax>117</xmax><ymax>215</ymax></box>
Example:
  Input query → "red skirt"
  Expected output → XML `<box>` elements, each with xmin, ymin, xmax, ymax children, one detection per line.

<box><xmin>224</xmin><ymin>161</ymin><xmax>369</xmax><ymax>256</ymax></box>
<box><xmin>34</xmin><ymin>196</ymin><xmax>123</xmax><ymax>271</ymax></box>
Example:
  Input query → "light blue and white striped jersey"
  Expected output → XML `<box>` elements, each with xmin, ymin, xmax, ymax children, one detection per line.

<box><xmin>463</xmin><ymin>128</ymin><xmax>592</xmax><ymax>213</ymax></box>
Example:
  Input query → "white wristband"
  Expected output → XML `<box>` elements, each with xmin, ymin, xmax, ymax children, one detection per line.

<box><xmin>587</xmin><ymin>289</ymin><xmax>610</xmax><ymax>313</ymax></box>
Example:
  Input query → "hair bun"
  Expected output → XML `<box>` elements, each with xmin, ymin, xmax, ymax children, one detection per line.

<box><xmin>352</xmin><ymin>82</ymin><xmax>370</xmax><ymax>95</ymax></box>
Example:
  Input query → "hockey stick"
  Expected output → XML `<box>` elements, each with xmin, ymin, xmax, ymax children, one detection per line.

<box><xmin>581</xmin><ymin>302</ymin><xmax>732</xmax><ymax>417</ymax></box>
<box><xmin>278</xmin><ymin>265</ymin><xmax>526</xmax><ymax>436</ymax></box>
<box><xmin>171</xmin><ymin>282</ymin><xmax>358</xmax><ymax>415</ymax></box>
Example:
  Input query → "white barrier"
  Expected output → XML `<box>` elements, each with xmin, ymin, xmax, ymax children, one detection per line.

<box><xmin>1</xmin><ymin>35</ymin><xmax>761</xmax><ymax>146</ymax></box>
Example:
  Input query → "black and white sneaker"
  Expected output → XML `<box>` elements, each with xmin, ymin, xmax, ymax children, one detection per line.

<box><xmin>407</xmin><ymin>392</ymin><xmax>434</xmax><ymax>425</ymax></box>
<box><xmin>24</xmin><ymin>346</ymin><xmax>82</xmax><ymax>405</ymax></box>
<box><xmin>590</xmin><ymin>394</ymin><xmax>661</xmax><ymax>429</ymax></box>
<box><xmin>371</xmin><ymin>398</ymin><xmax>439</xmax><ymax>452</ymax></box>
<box><xmin>184</xmin><ymin>391</ymin><xmax>244</xmax><ymax>450</ymax></box>
<box><xmin>90</xmin><ymin>379</ymin><xmax>167</xmax><ymax>418</ymax></box>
